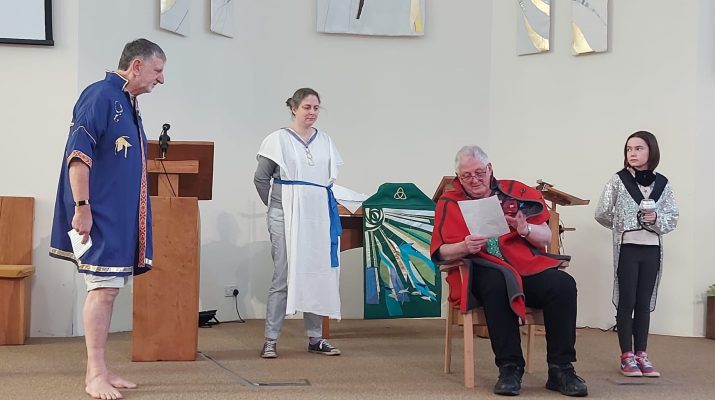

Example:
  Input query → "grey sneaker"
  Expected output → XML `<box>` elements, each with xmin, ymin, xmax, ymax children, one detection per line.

<box><xmin>260</xmin><ymin>340</ymin><xmax>278</xmax><ymax>358</ymax></box>
<box><xmin>308</xmin><ymin>339</ymin><xmax>341</xmax><ymax>356</ymax></box>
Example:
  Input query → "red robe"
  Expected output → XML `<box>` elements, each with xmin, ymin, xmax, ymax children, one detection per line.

<box><xmin>430</xmin><ymin>178</ymin><xmax>567</xmax><ymax>320</ymax></box>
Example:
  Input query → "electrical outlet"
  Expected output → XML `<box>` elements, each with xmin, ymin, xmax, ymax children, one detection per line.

<box><xmin>224</xmin><ymin>285</ymin><xmax>238</xmax><ymax>297</ymax></box>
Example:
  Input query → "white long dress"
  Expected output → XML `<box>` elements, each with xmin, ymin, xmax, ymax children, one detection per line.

<box><xmin>257</xmin><ymin>128</ymin><xmax>343</xmax><ymax>319</ymax></box>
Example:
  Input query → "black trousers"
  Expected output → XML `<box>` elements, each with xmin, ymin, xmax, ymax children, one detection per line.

<box><xmin>616</xmin><ymin>244</ymin><xmax>660</xmax><ymax>353</ymax></box>
<box><xmin>472</xmin><ymin>266</ymin><xmax>578</xmax><ymax>368</ymax></box>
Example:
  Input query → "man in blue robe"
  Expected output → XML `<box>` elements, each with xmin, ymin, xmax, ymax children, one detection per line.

<box><xmin>50</xmin><ymin>38</ymin><xmax>166</xmax><ymax>400</ymax></box>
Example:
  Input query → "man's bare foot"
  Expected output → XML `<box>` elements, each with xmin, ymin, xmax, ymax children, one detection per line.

<box><xmin>108</xmin><ymin>371</ymin><xmax>137</xmax><ymax>389</ymax></box>
<box><xmin>86</xmin><ymin>374</ymin><xmax>123</xmax><ymax>399</ymax></box>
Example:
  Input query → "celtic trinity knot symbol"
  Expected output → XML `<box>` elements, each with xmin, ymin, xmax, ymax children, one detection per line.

<box><xmin>394</xmin><ymin>187</ymin><xmax>408</xmax><ymax>200</ymax></box>
<box><xmin>114</xmin><ymin>136</ymin><xmax>132</xmax><ymax>158</ymax></box>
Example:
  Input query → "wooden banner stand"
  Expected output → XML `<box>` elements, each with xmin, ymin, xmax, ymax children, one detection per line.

<box><xmin>132</xmin><ymin>141</ymin><xmax>213</xmax><ymax>361</ymax></box>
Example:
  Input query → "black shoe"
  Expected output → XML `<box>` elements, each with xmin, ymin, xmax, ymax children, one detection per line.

<box><xmin>545</xmin><ymin>364</ymin><xmax>588</xmax><ymax>397</ymax></box>
<box><xmin>494</xmin><ymin>364</ymin><xmax>524</xmax><ymax>396</ymax></box>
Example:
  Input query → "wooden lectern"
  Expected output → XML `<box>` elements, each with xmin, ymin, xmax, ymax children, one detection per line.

<box><xmin>131</xmin><ymin>141</ymin><xmax>213</xmax><ymax>361</ymax></box>
<box><xmin>534</xmin><ymin>180</ymin><xmax>589</xmax><ymax>253</ymax></box>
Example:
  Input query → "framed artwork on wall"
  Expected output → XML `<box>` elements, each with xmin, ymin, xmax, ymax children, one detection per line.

<box><xmin>318</xmin><ymin>0</ymin><xmax>425</xmax><ymax>37</ymax></box>
<box><xmin>0</xmin><ymin>0</ymin><xmax>53</xmax><ymax>46</ymax></box>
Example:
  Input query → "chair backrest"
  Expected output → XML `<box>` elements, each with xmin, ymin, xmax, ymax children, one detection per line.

<box><xmin>0</xmin><ymin>197</ymin><xmax>34</xmax><ymax>265</ymax></box>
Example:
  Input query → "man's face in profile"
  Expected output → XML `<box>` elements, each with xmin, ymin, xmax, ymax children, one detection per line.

<box><xmin>457</xmin><ymin>157</ymin><xmax>492</xmax><ymax>199</ymax></box>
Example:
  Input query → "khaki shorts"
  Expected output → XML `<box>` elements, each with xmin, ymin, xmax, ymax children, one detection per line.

<box><xmin>84</xmin><ymin>274</ymin><xmax>131</xmax><ymax>292</ymax></box>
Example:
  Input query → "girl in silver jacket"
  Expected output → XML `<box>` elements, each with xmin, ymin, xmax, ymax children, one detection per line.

<box><xmin>595</xmin><ymin>131</ymin><xmax>678</xmax><ymax>378</ymax></box>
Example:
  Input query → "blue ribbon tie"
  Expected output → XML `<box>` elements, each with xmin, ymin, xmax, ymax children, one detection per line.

<box><xmin>274</xmin><ymin>178</ymin><xmax>342</xmax><ymax>267</ymax></box>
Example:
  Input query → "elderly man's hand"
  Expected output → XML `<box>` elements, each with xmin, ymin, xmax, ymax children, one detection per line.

<box><xmin>505</xmin><ymin>211</ymin><xmax>529</xmax><ymax>236</ymax></box>
<box><xmin>464</xmin><ymin>234</ymin><xmax>488</xmax><ymax>254</ymax></box>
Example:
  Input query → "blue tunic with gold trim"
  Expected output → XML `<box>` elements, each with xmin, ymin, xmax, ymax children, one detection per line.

<box><xmin>50</xmin><ymin>72</ymin><xmax>153</xmax><ymax>276</ymax></box>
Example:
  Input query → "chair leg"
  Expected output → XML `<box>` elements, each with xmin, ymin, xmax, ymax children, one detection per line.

<box><xmin>526</xmin><ymin>324</ymin><xmax>536</xmax><ymax>373</ymax></box>
<box><xmin>444</xmin><ymin>306</ymin><xmax>454</xmax><ymax>373</ymax></box>
<box><xmin>463</xmin><ymin>311</ymin><xmax>475</xmax><ymax>388</ymax></box>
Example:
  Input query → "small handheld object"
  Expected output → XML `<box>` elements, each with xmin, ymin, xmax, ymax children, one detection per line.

<box><xmin>639</xmin><ymin>199</ymin><xmax>656</xmax><ymax>226</ymax></box>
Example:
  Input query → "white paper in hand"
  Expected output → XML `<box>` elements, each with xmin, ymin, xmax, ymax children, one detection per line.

<box><xmin>458</xmin><ymin>196</ymin><xmax>510</xmax><ymax>238</ymax></box>
<box><xmin>67</xmin><ymin>229</ymin><xmax>92</xmax><ymax>259</ymax></box>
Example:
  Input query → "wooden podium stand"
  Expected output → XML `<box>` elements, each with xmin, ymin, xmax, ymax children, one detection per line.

<box><xmin>534</xmin><ymin>180</ymin><xmax>589</xmax><ymax>253</ymax></box>
<box><xmin>131</xmin><ymin>141</ymin><xmax>213</xmax><ymax>361</ymax></box>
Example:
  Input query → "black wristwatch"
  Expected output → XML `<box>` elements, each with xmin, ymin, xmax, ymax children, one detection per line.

<box><xmin>75</xmin><ymin>200</ymin><xmax>90</xmax><ymax>207</ymax></box>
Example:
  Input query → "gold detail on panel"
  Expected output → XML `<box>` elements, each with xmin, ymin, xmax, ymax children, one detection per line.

<box><xmin>161</xmin><ymin>0</ymin><xmax>177</xmax><ymax>14</ymax></box>
<box><xmin>572</xmin><ymin>22</ymin><xmax>594</xmax><ymax>54</ymax></box>
<box><xmin>524</xmin><ymin>16</ymin><xmax>549</xmax><ymax>52</ymax></box>
<box><xmin>410</xmin><ymin>0</ymin><xmax>424</xmax><ymax>33</ymax></box>
<box><xmin>530</xmin><ymin>0</ymin><xmax>551</xmax><ymax>16</ymax></box>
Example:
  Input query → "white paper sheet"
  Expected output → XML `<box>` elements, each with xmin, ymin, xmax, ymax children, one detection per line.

<box><xmin>332</xmin><ymin>184</ymin><xmax>368</xmax><ymax>214</ymax></box>
<box><xmin>67</xmin><ymin>229</ymin><xmax>92</xmax><ymax>259</ymax></box>
<box><xmin>458</xmin><ymin>196</ymin><xmax>510</xmax><ymax>238</ymax></box>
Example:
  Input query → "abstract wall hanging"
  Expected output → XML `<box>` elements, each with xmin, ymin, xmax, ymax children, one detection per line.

<box><xmin>516</xmin><ymin>0</ymin><xmax>551</xmax><ymax>55</ymax></box>
<box><xmin>572</xmin><ymin>0</ymin><xmax>608</xmax><ymax>55</ymax></box>
<box><xmin>210</xmin><ymin>0</ymin><xmax>235</xmax><ymax>38</ymax></box>
<box><xmin>317</xmin><ymin>0</ymin><xmax>425</xmax><ymax>37</ymax></box>
<box><xmin>160</xmin><ymin>0</ymin><xmax>190</xmax><ymax>36</ymax></box>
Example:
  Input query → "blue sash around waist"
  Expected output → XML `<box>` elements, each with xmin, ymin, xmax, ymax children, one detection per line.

<box><xmin>274</xmin><ymin>178</ymin><xmax>342</xmax><ymax>267</ymax></box>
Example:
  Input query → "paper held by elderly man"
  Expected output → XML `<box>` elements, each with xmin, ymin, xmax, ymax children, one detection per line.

<box><xmin>457</xmin><ymin>195</ymin><xmax>510</xmax><ymax>238</ymax></box>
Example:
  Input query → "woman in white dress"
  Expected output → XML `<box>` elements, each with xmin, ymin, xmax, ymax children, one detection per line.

<box><xmin>254</xmin><ymin>88</ymin><xmax>343</xmax><ymax>358</ymax></box>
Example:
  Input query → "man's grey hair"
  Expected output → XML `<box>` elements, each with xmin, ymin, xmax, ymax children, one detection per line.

<box><xmin>455</xmin><ymin>145</ymin><xmax>489</xmax><ymax>171</ymax></box>
<box><xmin>117</xmin><ymin>38</ymin><xmax>166</xmax><ymax>70</ymax></box>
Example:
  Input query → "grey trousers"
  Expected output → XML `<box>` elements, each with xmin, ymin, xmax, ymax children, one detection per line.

<box><xmin>265</xmin><ymin>207</ymin><xmax>323</xmax><ymax>340</ymax></box>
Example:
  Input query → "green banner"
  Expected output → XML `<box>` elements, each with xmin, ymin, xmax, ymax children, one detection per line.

<box><xmin>363</xmin><ymin>183</ymin><xmax>440</xmax><ymax>319</ymax></box>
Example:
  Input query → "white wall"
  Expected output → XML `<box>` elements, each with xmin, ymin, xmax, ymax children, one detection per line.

<box><xmin>1</xmin><ymin>0</ymin><xmax>712</xmax><ymax>337</ymax></box>
<box><xmin>488</xmin><ymin>0</ymin><xmax>703</xmax><ymax>336</ymax></box>
<box><xmin>1</xmin><ymin>1</ymin><xmax>79</xmax><ymax>336</ymax></box>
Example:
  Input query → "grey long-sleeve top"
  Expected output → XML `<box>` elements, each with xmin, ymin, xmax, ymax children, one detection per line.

<box><xmin>254</xmin><ymin>155</ymin><xmax>282</xmax><ymax>209</ymax></box>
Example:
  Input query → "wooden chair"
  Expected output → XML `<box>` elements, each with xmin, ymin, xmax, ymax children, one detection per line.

<box><xmin>441</xmin><ymin>261</ymin><xmax>545</xmax><ymax>388</ymax></box>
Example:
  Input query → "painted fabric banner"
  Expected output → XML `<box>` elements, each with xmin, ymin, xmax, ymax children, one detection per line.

<box><xmin>363</xmin><ymin>183</ymin><xmax>440</xmax><ymax>319</ymax></box>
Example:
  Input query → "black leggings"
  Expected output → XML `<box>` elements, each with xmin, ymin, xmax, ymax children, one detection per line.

<box><xmin>616</xmin><ymin>244</ymin><xmax>660</xmax><ymax>353</ymax></box>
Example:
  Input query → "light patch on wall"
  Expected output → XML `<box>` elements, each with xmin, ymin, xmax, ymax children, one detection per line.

<box><xmin>572</xmin><ymin>0</ymin><xmax>608</xmax><ymax>55</ymax></box>
<box><xmin>160</xmin><ymin>0</ymin><xmax>190</xmax><ymax>36</ymax></box>
<box><xmin>317</xmin><ymin>0</ymin><xmax>426</xmax><ymax>37</ymax></box>
<box><xmin>516</xmin><ymin>0</ymin><xmax>551</xmax><ymax>55</ymax></box>
<box><xmin>211</xmin><ymin>0</ymin><xmax>235</xmax><ymax>38</ymax></box>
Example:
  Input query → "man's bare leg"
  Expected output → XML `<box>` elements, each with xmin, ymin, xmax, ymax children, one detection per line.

<box><xmin>84</xmin><ymin>287</ymin><xmax>128</xmax><ymax>399</ymax></box>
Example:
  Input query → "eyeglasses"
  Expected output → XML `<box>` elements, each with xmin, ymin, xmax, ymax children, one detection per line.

<box><xmin>458</xmin><ymin>169</ymin><xmax>488</xmax><ymax>181</ymax></box>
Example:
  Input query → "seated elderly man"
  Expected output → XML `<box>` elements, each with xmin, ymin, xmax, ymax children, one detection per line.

<box><xmin>431</xmin><ymin>146</ymin><xmax>588</xmax><ymax>397</ymax></box>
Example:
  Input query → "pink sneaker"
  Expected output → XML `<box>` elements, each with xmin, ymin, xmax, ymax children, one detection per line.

<box><xmin>635</xmin><ymin>351</ymin><xmax>661</xmax><ymax>377</ymax></box>
<box><xmin>620</xmin><ymin>352</ymin><xmax>643</xmax><ymax>377</ymax></box>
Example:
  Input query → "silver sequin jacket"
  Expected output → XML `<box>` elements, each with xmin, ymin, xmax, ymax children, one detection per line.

<box><xmin>594</xmin><ymin>172</ymin><xmax>679</xmax><ymax>311</ymax></box>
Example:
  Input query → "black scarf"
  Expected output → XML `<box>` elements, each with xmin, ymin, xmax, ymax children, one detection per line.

<box><xmin>634</xmin><ymin>169</ymin><xmax>656</xmax><ymax>186</ymax></box>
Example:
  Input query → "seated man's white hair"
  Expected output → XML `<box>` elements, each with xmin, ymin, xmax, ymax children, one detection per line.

<box><xmin>455</xmin><ymin>145</ymin><xmax>489</xmax><ymax>171</ymax></box>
